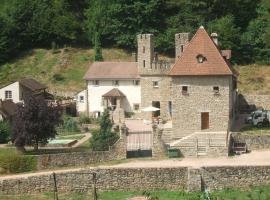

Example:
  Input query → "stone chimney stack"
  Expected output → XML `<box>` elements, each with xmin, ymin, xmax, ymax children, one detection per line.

<box><xmin>211</xmin><ymin>33</ymin><xmax>218</xmax><ymax>46</ymax></box>
<box><xmin>175</xmin><ymin>33</ymin><xmax>190</xmax><ymax>60</ymax></box>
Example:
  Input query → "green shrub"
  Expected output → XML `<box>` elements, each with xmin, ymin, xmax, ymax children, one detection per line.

<box><xmin>60</xmin><ymin>116</ymin><xmax>79</xmax><ymax>132</ymax></box>
<box><xmin>0</xmin><ymin>151</ymin><xmax>37</xmax><ymax>174</ymax></box>
<box><xmin>0</xmin><ymin>121</ymin><xmax>11</xmax><ymax>144</ymax></box>
<box><xmin>89</xmin><ymin>110</ymin><xmax>119</xmax><ymax>151</ymax></box>
<box><xmin>78</xmin><ymin>114</ymin><xmax>92</xmax><ymax>124</ymax></box>
<box><xmin>52</xmin><ymin>73</ymin><xmax>65</xmax><ymax>82</ymax></box>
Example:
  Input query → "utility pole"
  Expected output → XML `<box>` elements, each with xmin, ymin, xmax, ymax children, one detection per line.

<box><xmin>53</xmin><ymin>172</ymin><xmax>59</xmax><ymax>200</ymax></box>
<box><xmin>92</xmin><ymin>172</ymin><xmax>97</xmax><ymax>200</ymax></box>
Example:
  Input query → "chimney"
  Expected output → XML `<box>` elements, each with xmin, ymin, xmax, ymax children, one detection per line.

<box><xmin>211</xmin><ymin>33</ymin><xmax>218</xmax><ymax>46</ymax></box>
<box><xmin>132</xmin><ymin>52</ymin><xmax>137</xmax><ymax>62</ymax></box>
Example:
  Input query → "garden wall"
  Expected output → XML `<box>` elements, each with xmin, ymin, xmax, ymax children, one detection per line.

<box><xmin>238</xmin><ymin>94</ymin><xmax>270</xmax><ymax>110</ymax></box>
<box><xmin>36</xmin><ymin>133</ymin><xmax>127</xmax><ymax>170</ymax></box>
<box><xmin>1</xmin><ymin>166</ymin><xmax>270</xmax><ymax>194</ymax></box>
<box><xmin>231</xmin><ymin>132</ymin><xmax>270</xmax><ymax>150</ymax></box>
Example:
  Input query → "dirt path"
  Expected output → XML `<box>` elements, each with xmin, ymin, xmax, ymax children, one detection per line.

<box><xmin>1</xmin><ymin>150</ymin><xmax>270</xmax><ymax>180</ymax></box>
<box><xmin>72</xmin><ymin>133</ymin><xmax>91</xmax><ymax>147</ymax></box>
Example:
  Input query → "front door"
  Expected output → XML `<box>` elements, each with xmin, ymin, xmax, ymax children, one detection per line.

<box><xmin>201</xmin><ymin>112</ymin><xmax>209</xmax><ymax>130</ymax></box>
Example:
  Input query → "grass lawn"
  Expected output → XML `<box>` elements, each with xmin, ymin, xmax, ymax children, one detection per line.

<box><xmin>2</xmin><ymin>186</ymin><xmax>270</xmax><ymax>200</ymax></box>
<box><xmin>240</xmin><ymin>126</ymin><xmax>270</xmax><ymax>135</ymax></box>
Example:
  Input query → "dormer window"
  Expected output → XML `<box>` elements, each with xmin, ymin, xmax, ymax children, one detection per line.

<box><xmin>196</xmin><ymin>54</ymin><xmax>207</xmax><ymax>63</ymax></box>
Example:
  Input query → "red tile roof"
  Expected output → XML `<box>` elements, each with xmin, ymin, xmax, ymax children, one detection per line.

<box><xmin>84</xmin><ymin>62</ymin><xmax>139</xmax><ymax>80</ymax></box>
<box><xmin>169</xmin><ymin>27</ymin><xmax>233</xmax><ymax>76</ymax></box>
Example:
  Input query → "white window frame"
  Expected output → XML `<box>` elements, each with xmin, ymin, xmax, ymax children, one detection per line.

<box><xmin>181</xmin><ymin>85</ymin><xmax>188</xmax><ymax>95</ymax></box>
<box><xmin>213</xmin><ymin>86</ymin><xmax>220</xmax><ymax>94</ymax></box>
<box><xmin>79</xmin><ymin>96</ymin><xmax>84</xmax><ymax>103</ymax></box>
<box><xmin>5</xmin><ymin>90</ymin><xmax>12</xmax><ymax>99</ymax></box>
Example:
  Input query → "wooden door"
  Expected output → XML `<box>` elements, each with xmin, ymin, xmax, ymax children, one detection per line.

<box><xmin>201</xmin><ymin>112</ymin><xmax>209</xmax><ymax>130</ymax></box>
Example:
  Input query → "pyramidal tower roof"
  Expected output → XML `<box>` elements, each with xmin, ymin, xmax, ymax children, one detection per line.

<box><xmin>169</xmin><ymin>27</ymin><xmax>233</xmax><ymax>76</ymax></box>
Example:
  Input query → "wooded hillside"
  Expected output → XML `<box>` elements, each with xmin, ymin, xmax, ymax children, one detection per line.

<box><xmin>0</xmin><ymin>0</ymin><xmax>269</xmax><ymax>65</ymax></box>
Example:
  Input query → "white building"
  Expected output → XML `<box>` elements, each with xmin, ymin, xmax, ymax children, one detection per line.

<box><xmin>0</xmin><ymin>79</ymin><xmax>47</xmax><ymax>103</ymax></box>
<box><xmin>77</xmin><ymin>62</ymin><xmax>141</xmax><ymax>118</ymax></box>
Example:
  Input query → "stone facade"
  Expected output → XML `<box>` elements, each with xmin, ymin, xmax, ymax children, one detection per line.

<box><xmin>2</xmin><ymin>166</ymin><xmax>270</xmax><ymax>194</ymax></box>
<box><xmin>171</xmin><ymin>76</ymin><xmax>234</xmax><ymax>140</ymax></box>
<box><xmin>152</xmin><ymin>125</ymin><xmax>167</xmax><ymax>157</ymax></box>
<box><xmin>175</xmin><ymin>33</ymin><xmax>190</xmax><ymax>59</ymax></box>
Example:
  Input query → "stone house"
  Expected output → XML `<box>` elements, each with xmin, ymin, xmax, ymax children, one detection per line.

<box><xmin>78</xmin><ymin>26</ymin><xmax>237</xmax><ymax>156</ymax></box>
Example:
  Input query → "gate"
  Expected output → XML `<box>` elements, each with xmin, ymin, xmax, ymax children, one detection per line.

<box><xmin>126</xmin><ymin>131</ymin><xmax>153</xmax><ymax>158</ymax></box>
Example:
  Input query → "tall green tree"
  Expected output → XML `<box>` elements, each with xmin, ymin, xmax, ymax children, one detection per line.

<box><xmin>241</xmin><ymin>0</ymin><xmax>270</xmax><ymax>64</ymax></box>
<box><xmin>89</xmin><ymin>110</ymin><xmax>119</xmax><ymax>151</ymax></box>
<box><xmin>208</xmin><ymin>15</ymin><xmax>241</xmax><ymax>63</ymax></box>
<box><xmin>94</xmin><ymin>31</ymin><xmax>103</xmax><ymax>61</ymax></box>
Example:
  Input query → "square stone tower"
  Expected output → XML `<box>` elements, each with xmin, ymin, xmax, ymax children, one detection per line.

<box><xmin>175</xmin><ymin>33</ymin><xmax>191</xmax><ymax>59</ymax></box>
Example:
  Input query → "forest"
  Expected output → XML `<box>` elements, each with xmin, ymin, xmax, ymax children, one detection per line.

<box><xmin>0</xmin><ymin>0</ymin><xmax>269</xmax><ymax>64</ymax></box>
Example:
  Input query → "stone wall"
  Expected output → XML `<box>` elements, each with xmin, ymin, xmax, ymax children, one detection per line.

<box><xmin>231</xmin><ymin>132</ymin><xmax>270</xmax><ymax>151</ymax></box>
<box><xmin>238</xmin><ymin>94</ymin><xmax>270</xmax><ymax>110</ymax></box>
<box><xmin>171</xmin><ymin>76</ymin><xmax>232</xmax><ymax>139</ymax></box>
<box><xmin>0</xmin><ymin>167</ymin><xmax>188</xmax><ymax>195</ymax></box>
<box><xmin>140</xmin><ymin>75</ymin><xmax>172</xmax><ymax>121</ymax></box>
<box><xmin>2</xmin><ymin>166</ymin><xmax>270</xmax><ymax>194</ymax></box>
<box><xmin>202</xmin><ymin>166</ymin><xmax>270</xmax><ymax>191</ymax></box>
<box><xmin>152</xmin><ymin>125</ymin><xmax>167</xmax><ymax>157</ymax></box>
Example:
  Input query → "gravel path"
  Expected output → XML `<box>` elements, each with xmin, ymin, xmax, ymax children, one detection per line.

<box><xmin>1</xmin><ymin>150</ymin><xmax>270</xmax><ymax>180</ymax></box>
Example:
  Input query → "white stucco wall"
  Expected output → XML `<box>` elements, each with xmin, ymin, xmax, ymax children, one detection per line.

<box><xmin>0</xmin><ymin>81</ymin><xmax>21</xmax><ymax>103</ymax></box>
<box><xmin>87</xmin><ymin>80</ymin><xmax>141</xmax><ymax>114</ymax></box>
<box><xmin>76</xmin><ymin>90</ymin><xmax>87</xmax><ymax>113</ymax></box>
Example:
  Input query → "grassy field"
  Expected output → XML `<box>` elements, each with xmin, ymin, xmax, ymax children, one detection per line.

<box><xmin>0</xmin><ymin>48</ymin><xmax>133</xmax><ymax>94</ymax></box>
<box><xmin>0</xmin><ymin>48</ymin><xmax>268</xmax><ymax>95</ymax></box>
<box><xmin>2</xmin><ymin>186</ymin><xmax>270</xmax><ymax>200</ymax></box>
<box><xmin>235</xmin><ymin>64</ymin><xmax>270</xmax><ymax>94</ymax></box>
<box><xmin>240</xmin><ymin>126</ymin><xmax>270</xmax><ymax>134</ymax></box>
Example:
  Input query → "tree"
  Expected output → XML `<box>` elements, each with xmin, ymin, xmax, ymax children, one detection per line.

<box><xmin>241</xmin><ymin>0</ymin><xmax>270</xmax><ymax>64</ymax></box>
<box><xmin>94</xmin><ymin>31</ymin><xmax>103</xmax><ymax>61</ymax></box>
<box><xmin>11</xmin><ymin>93</ymin><xmax>61</xmax><ymax>152</ymax></box>
<box><xmin>89</xmin><ymin>110</ymin><xmax>119</xmax><ymax>151</ymax></box>
<box><xmin>207</xmin><ymin>15</ymin><xmax>241</xmax><ymax>63</ymax></box>
<box><xmin>0</xmin><ymin>120</ymin><xmax>11</xmax><ymax>144</ymax></box>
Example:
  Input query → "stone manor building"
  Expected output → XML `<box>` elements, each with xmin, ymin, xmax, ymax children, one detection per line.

<box><xmin>77</xmin><ymin>26</ymin><xmax>237</xmax><ymax>156</ymax></box>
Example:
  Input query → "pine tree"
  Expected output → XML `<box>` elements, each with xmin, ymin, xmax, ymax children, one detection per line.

<box><xmin>94</xmin><ymin>31</ymin><xmax>103</xmax><ymax>61</ymax></box>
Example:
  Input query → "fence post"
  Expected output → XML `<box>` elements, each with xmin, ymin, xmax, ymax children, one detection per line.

<box><xmin>92</xmin><ymin>172</ymin><xmax>97</xmax><ymax>200</ymax></box>
<box><xmin>52</xmin><ymin>172</ymin><xmax>59</xmax><ymax>200</ymax></box>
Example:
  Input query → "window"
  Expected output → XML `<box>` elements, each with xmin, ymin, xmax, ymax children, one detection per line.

<box><xmin>143</xmin><ymin>46</ymin><xmax>145</xmax><ymax>53</ymax></box>
<box><xmin>196</xmin><ymin>54</ymin><xmax>207</xmax><ymax>63</ymax></box>
<box><xmin>133</xmin><ymin>104</ymin><xmax>140</xmax><ymax>111</ymax></box>
<box><xmin>153</xmin><ymin>81</ymin><xmax>159</xmax><ymax>88</ymax></box>
<box><xmin>182</xmin><ymin>86</ymin><xmax>188</xmax><ymax>95</ymax></box>
<box><xmin>79</xmin><ymin>96</ymin><xmax>84</xmax><ymax>102</ymax></box>
<box><xmin>181</xmin><ymin>45</ymin><xmax>184</xmax><ymax>52</ymax></box>
<box><xmin>213</xmin><ymin>86</ymin><xmax>220</xmax><ymax>94</ymax></box>
<box><xmin>5</xmin><ymin>91</ymin><xmax>12</xmax><ymax>99</ymax></box>
<box><xmin>133</xmin><ymin>80</ymin><xmax>140</xmax><ymax>86</ymax></box>
<box><xmin>143</xmin><ymin>60</ymin><xmax>146</xmax><ymax>68</ymax></box>
<box><xmin>113</xmin><ymin>80</ymin><xmax>119</xmax><ymax>86</ymax></box>
<box><xmin>94</xmin><ymin>80</ymin><xmax>99</xmax><ymax>86</ymax></box>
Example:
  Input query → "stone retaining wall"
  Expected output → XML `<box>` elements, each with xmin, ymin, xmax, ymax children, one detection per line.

<box><xmin>238</xmin><ymin>94</ymin><xmax>270</xmax><ymax>110</ymax></box>
<box><xmin>231</xmin><ymin>132</ymin><xmax>270</xmax><ymax>151</ymax></box>
<box><xmin>1</xmin><ymin>166</ymin><xmax>270</xmax><ymax>194</ymax></box>
<box><xmin>0</xmin><ymin>167</ymin><xmax>188</xmax><ymax>194</ymax></box>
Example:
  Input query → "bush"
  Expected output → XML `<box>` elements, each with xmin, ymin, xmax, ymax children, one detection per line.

<box><xmin>0</xmin><ymin>150</ymin><xmax>37</xmax><ymax>174</ymax></box>
<box><xmin>78</xmin><ymin>114</ymin><xmax>92</xmax><ymax>124</ymax></box>
<box><xmin>52</xmin><ymin>73</ymin><xmax>65</xmax><ymax>82</ymax></box>
<box><xmin>0</xmin><ymin>121</ymin><xmax>11</xmax><ymax>144</ymax></box>
<box><xmin>60</xmin><ymin>116</ymin><xmax>79</xmax><ymax>132</ymax></box>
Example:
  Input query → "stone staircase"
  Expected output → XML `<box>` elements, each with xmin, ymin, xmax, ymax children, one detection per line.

<box><xmin>170</xmin><ymin>131</ymin><xmax>229</xmax><ymax>157</ymax></box>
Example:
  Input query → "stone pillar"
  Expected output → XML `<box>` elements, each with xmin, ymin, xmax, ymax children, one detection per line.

<box><xmin>152</xmin><ymin>124</ymin><xmax>167</xmax><ymax>157</ymax></box>
<box><xmin>110</xmin><ymin>123</ymin><xmax>127</xmax><ymax>159</ymax></box>
<box><xmin>187</xmin><ymin>168</ymin><xmax>202</xmax><ymax>192</ymax></box>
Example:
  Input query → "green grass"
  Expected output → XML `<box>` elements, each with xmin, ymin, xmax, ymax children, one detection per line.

<box><xmin>240</xmin><ymin>125</ymin><xmax>270</xmax><ymax>134</ymax></box>
<box><xmin>0</xmin><ymin>48</ymin><xmax>133</xmax><ymax>94</ymax></box>
<box><xmin>2</xmin><ymin>187</ymin><xmax>270</xmax><ymax>200</ymax></box>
